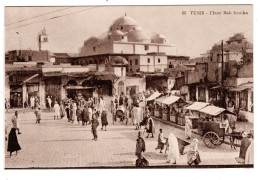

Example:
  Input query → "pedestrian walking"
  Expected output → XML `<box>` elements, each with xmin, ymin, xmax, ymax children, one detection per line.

<box><xmin>145</xmin><ymin>116</ymin><xmax>155</xmax><ymax>138</ymax></box>
<box><xmin>71</xmin><ymin>102</ymin><xmax>77</xmax><ymax>123</ymax></box>
<box><xmin>166</xmin><ymin>133</ymin><xmax>179</xmax><ymax>164</ymax></box>
<box><xmin>99</xmin><ymin>97</ymin><xmax>105</xmax><ymax>113</ymax></box>
<box><xmin>65</xmin><ymin>101</ymin><xmax>70</xmax><ymax>121</ymax></box>
<box><xmin>185</xmin><ymin>116</ymin><xmax>192</xmax><ymax>140</ymax></box>
<box><xmin>36</xmin><ymin>107</ymin><xmax>41</xmax><ymax>123</ymax></box>
<box><xmin>185</xmin><ymin>138</ymin><xmax>201</xmax><ymax>165</ymax></box>
<box><xmin>155</xmin><ymin>129</ymin><xmax>166</xmax><ymax>153</ymax></box>
<box><xmin>245</xmin><ymin>138</ymin><xmax>254</xmax><ymax>164</ymax></box>
<box><xmin>235</xmin><ymin>131</ymin><xmax>251</xmax><ymax>163</ymax></box>
<box><xmin>11</xmin><ymin>111</ymin><xmax>21</xmax><ymax>134</ymax></box>
<box><xmin>7</xmin><ymin>128</ymin><xmax>21</xmax><ymax>157</ymax></box>
<box><xmin>135</xmin><ymin>131</ymin><xmax>149</xmax><ymax>167</ymax></box>
<box><xmin>60</xmin><ymin>102</ymin><xmax>66</xmax><ymax>119</ymax></box>
<box><xmin>82</xmin><ymin>105</ymin><xmax>90</xmax><ymax>125</ymax></box>
<box><xmin>34</xmin><ymin>105</ymin><xmax>39</xmax><ymax>120</ymax></box>
<box><xmin>47</xmin><ymin>96</ymin><xmax>52</xmax><ymax>110</ymax></box>
<box><xmin>140</xmin><ymin>106</ymin><xmax>150</xmax><ymax>127</ymax></box>
<box><xmin>91</xmin><ymin>110</ymin><xmax>99</xmax><ymax>141</ymax></box>
<box><xmin>132</xmin><ymin>104</ymin><xmax>143</xmax><ymax>130</ymax></box>
<box><xmin>135</xmin><ymin>131</ymin><xmax>146</xmax><ymax>159</ymax></box>
<box><xmin>88</xmin><ymin>105</ymin><xmax>93</xmax><ymax>124</ymax></box>
<box><xmin>119</xmin><ymin>92</ymin><xmax>124</xmax><ymax>106</ymax></box>
<box><xmin>101</xmin><ymin>109</ymin><xmax>108</xmax><ymax>131</ymax></box>
<box><xmin>114</xmin><ymin>95</ymin><xmax>119</xmax><ymax>110</ymax></box>
<box><xmin>76</xmin><ymin>105</ymin><xmax>83</xmax><ymax>125</ymax></box>
<box><xmin>53</xmin><ymin>101</ymin><xmax>60</xmax><ymax>120</ymax></box>
<box><xmin>30</xmin><ymin>96</ymin><xmax>35</xmax><ymax>109</ymax></box>
<box><xmin>221</xmin><ymin>114</ymin><xmax>231</xmax><ymax>133</ymax></box>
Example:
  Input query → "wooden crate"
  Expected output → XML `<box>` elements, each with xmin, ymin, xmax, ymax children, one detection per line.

<box><xmin>178</xmin><ymin>116</ymin><xmax>186</xmax><ymax>126</ymax></box>
<box><xmin>154</xmin><ymin>110</ymin><xmax>159</xmax><ymax>117</ymax></box>
<box><xmin>162</xmin><ymin>113</ymin><xmax>169</xmax><ymax>121</ymax></box>
<box><xmin>170</xmin><ymin>115</ymin><xmax>177</xmax><ymax>123</ymax></box>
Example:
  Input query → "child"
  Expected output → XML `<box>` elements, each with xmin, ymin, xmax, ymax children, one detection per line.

<box><xmin>36</xmin><ymin>107</ymin><xmax>41</xmax><ymax>124</ymax></box>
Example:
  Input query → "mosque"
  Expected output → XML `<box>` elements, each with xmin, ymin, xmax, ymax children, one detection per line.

<box><xmin>78</xmin><ymin>15</ymin><xmax>177</xmax><ymax>73</ymax></box>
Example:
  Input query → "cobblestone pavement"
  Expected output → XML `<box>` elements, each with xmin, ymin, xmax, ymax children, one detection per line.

<box><xmin>5</xmin><ymin>110</ymin><xmax>241</xmax><ymax>168</ymax></box>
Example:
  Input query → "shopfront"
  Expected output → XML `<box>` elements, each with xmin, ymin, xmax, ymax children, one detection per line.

<box><xmin>10</xmin><ymin>85</ymin><xmax>23</xmax><ymax>108</ymax></box>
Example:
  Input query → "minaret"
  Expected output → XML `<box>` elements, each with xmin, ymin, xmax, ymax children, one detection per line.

<box><xmin>38</xmin><ymin>28</ymin><xmax>50</xmax><ymax>51</ymax></box>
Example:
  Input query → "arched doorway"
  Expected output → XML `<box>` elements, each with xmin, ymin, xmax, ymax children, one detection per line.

<box><xmin>66</xmin><ymin>80</ymin><xmax>78</xmax><ymax>100</ymax></box>
<box><xmin>118</xmin><ymin>81</ymin><xmax>124</xmax><ymax>96</ymax></box>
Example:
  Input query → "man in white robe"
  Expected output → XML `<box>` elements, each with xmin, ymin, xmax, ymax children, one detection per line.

<box><xmin>53</xmin><ymin>101</ymin><xmax>60</xmax><ymax>120</ymax></box>
<box><xmin>167</xmin><ymin>133</ymin><xmax>179</xmax><ymax>164</ymax></box>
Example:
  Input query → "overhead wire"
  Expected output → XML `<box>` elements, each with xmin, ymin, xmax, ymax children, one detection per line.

<box><xmin>5</xmin><ymin>6</ymin><xmax>100</xmax><ymax>31</ymax></box>
<box><xmin>5</xmin><ymin>7</ymin><xmax>73</xmax><ymax>26</ymax></box>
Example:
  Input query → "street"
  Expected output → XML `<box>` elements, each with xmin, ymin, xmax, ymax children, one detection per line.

<box><xmin>5</xmin><ymin>109</ymin><xmax>241</xmax><ymax>168</ymax></box>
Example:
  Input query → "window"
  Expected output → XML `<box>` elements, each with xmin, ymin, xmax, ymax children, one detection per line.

<box><xmin>122</xmin><ymin>36</ymin><xmax>124</xmax><ymax>39</ymax></box>
<box><xmin>145</xmin><ymin>45</ymin><xmax>149</xmax><ymax>51</ymax></box>
<box><xmin>121</xmin><ymin>67</ymin><xmax>124</xmax><ymax>76</ymax></box>
<box><xmin>121</xmin><ymin>26</ymin><xmax>123</xmax><ymax>30</ymax></box>
<box><xmin>28</xmin><ymin>56</ymin><xmax>32</xmax><ymax>61</ymax></box>
<box><xmin>158</xmin><ymin>58</ymin><xmax>161</xmax><ymax>63</ymax></box>
<box><xmin>135</xmin><ymin>59</ymin><xmax>138</xmax><ymax>65</ymax></box>
<box><xmin>147</xmin><ymin>58</ymin><xmax>150</xmax><ymax>63</ymax></box>
<box><xmin>93</xmin><ymin>47</ymin><xmax>96</xmax><ymax>52</ymax></box>
<box><xmin>130</xmin><ymin>60</ymin><xmax>132</xmax><ymax>66</ymax></box>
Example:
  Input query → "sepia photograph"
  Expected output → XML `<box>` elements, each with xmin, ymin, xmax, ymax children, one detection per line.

<box><xmin>3</xmin><ymin>4</ymin><xmax>254</xmax><ymax>170</ymax></box>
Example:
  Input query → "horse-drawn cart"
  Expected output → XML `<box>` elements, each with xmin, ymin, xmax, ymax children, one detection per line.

<box><xmin>196</xmin><ymin>105</ymin><xmax>236</xmax><ymax>149</ymax></box>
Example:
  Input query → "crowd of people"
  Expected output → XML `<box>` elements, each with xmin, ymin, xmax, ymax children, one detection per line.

<box><xmin>5</xmin><ymin>90</ymin><xmax>254</xmax><ymax>167</ymax></box>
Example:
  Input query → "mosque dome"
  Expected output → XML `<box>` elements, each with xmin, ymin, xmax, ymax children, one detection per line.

<box><xmin>110</xmin><ymin>16</ymin><xmax>140</xmax><ymax>32</ymax></box>
<box><xmin>127</xmin><ymin>30</ymin><xmax>151</xmax><ymax>43</ymax></box>
<box><xmin>112</xmin><ymin>16</ymin><xmax>139</xmax><ymax>27</ymax></box>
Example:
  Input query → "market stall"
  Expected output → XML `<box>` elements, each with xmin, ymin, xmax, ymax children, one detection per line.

<box><xmin>154</xmin><ymin>96</ymin><xmax>168</xmax><ymax>118</ymax></box>
<box><xmin>146</xmin><ymin>91</ymin><xmax>162</xmax><ymax>116</ymax></box>
<box><xmin>161</xmin><ymin>96</ymin><xmax>186</xmax><ymax>123</ymax></box>
<box><xmin>185</xmin><ymin>102</ymin><xmax>210</xmax><ymax>128</ymax></box>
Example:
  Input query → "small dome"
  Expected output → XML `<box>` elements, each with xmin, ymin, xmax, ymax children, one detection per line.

<box><xmin>112</xmin><ymin>16</ymin><xmax>139</xmax><ymax>27</ymax></box>
<box><xmin>127</xmin><ymin>30</ymin><xmax>151</xmax><ymax>43</ymax></box>
<box><xmin>157</xmin><ymin>34</ymin><xmax>167</xmax><ymax>39</ymax></box>
<box><xmin>151</xmin><ymin>33</ymin><xmax>169</xmax><ymax>44</ymax></box>
<box><xmin>111</xmin><ymin>30</ymin><xmax>125</xmax><ymax>36</ymax></box>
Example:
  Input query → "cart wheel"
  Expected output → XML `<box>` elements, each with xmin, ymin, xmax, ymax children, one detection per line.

<box><xmin>203</xmin><ymin>132</ymin><xmax>220</xmax><ymax>149</ymax></box>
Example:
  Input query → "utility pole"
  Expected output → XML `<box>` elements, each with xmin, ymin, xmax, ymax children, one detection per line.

<box><xmin>221</xmin><ymin>40</ymin><xmax>224</xmax><ymax>86</ymax></box>
<box><xmin>221</xmin><ymin>40</ymin><xmax>225</xmax><ymax>108</ymax></box>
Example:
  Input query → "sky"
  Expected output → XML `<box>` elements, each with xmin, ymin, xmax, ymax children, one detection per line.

<box><xmin>4</xmin><ymin>5</ymin><xmax>253</xmax><ymax>57</ymax></box>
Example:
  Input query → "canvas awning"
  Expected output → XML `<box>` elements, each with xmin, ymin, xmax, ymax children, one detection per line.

<box><xmin>146</xmin><ymin>92</ymin><xmax>162</xmax><ymax>101</ymax></box>
<box><xmin>155</xmin><ymin>96</ymin><xmax>168</xmax><ymax>104</ymax></box>
<box><xmin>161</xmin><ymin>96</ymin><xmax>186</xmax><ymax>105</ymax></box>
<box><xmin>198</xmin><ymin>105</ymin><xmax>226</xmax><ymax>116</ymax></box>
<box><xmin>229</xmin><ymin>83</ymin><xmax>253</xmax><ymax>92</ymax></box>
<box><xmin>23</xmin><ymin>74</ymin><xmax>39</xmax><ymax>84</ymax></box>
<box><xmin>185</xmin><ymin>102</ymin><xmax>210</xmax><ymax>111</ymax></box>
